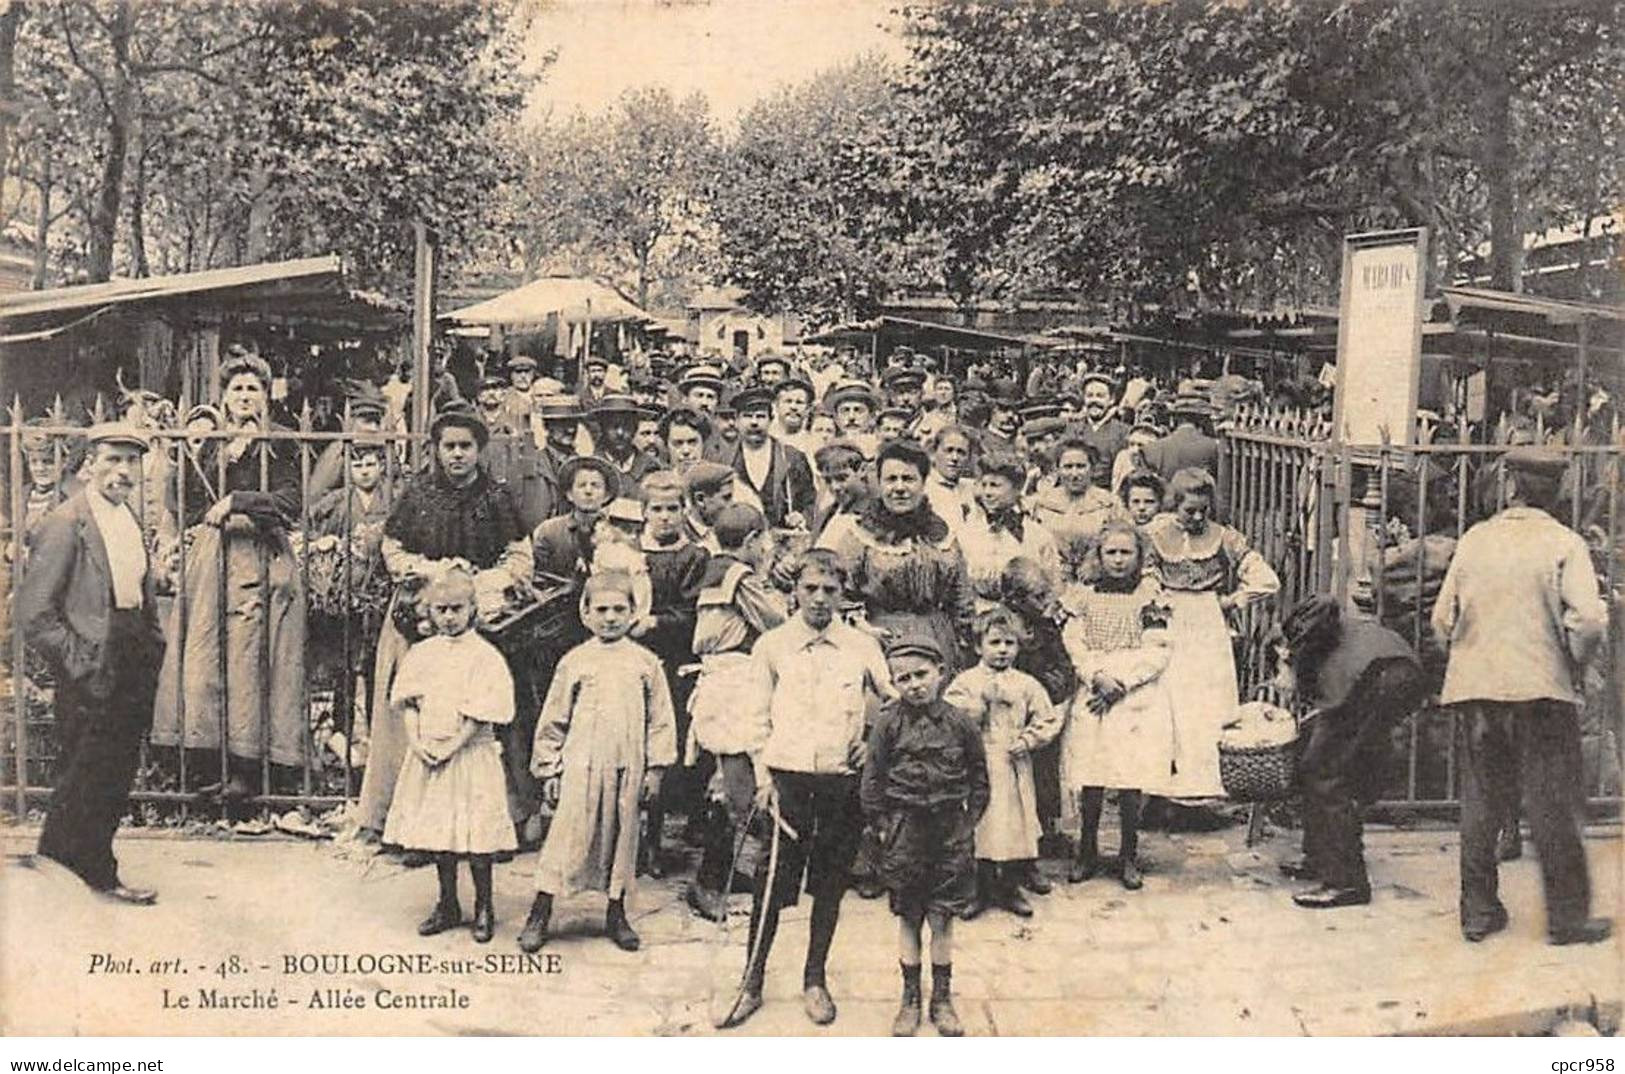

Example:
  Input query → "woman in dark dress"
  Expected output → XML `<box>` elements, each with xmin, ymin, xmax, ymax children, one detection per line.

<box><xmin>354</xmin><ymin>404</ymin><xmax>530</xmax><ymax>841</ymax></box>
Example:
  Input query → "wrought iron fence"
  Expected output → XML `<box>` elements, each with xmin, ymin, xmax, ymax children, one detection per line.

<box><xmin>1</xmin><ymin>397</ymin><xmax>424</xmax><ymax>820</ymax></box>
<box><xmin>1221</xmin><ymin>406</ymin><xmax>1624</xmax><ymax>812</ymax></box>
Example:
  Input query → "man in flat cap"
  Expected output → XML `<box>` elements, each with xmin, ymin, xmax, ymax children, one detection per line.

<box><xmin>18</xmin><ymin>423</ymin><xmax>166</xmax><ymax>904</ymax></box>
<box><xmin>729</xmin><ymin>385</ymin><xmax>816</xmax><ymax>530</ymax></box>
<box><xmin>579</xmin><ymin>353</ymin><xmax>610</xmax><ymax>411</ymax></box>
<box><xmin>1432</xmin><ymin>447</ymin><xmax>1612</xmax><ymax>946</ymax></box>
<box><xmin>882</xmin><ymin>366</ymin><xmax>926</xmax><ymax>417</ymax></box>
<box><xmin>502</xmin><ymin>355</ymin><xmax>540</xmax><ymax>431</ymax></box>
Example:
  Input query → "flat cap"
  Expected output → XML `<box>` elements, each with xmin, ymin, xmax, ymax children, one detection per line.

<box><xmin>885</xmin><ymin>633</ymin><xmax>944</xmax><ymax>664</ymax></box>
<box><xmin>731</xmin><ymin>385</ymin><xmax>775</xmax><ymax>415</ymax></box>
<box><xmin>1504</xmin><ymin>446</ymin><xmax>1569</xmax><ymax>478</ymax></box>
<box><xmin>85</xmin><ymin>421</ymin><xmax>151</xmax><ymax>454</ymax></box>
<box><xmin>683</xmin><ymin>460</ymin><xmax>736</xmax><ymax>495</ymax></box>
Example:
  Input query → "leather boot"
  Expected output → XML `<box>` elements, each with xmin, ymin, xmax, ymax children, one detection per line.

<box><xmin>961</xmin><ymin>861</ymin><xmax>994</xmax><ymax>919</ymax></box>
<box><xmin>994</xmin><ymin>865</ymin><xmax>1033</xmax><ymax>917</ymax></box>
<box><xmin>470</xmin><ymin>857</ymin><xmax>495</xmax><ymax>944</ymax></box>
<box><xmin>516</xmin><ymin>892</ymin><xmax>552</xmax><ymax>952</ymax></box>
<box><xmin>929</xmin><ymin>963</ymin><xmax>963</xmax><ymax>1036</ymax></box>
<box><xmin>606</xmin><ymin>897</ymin><xmax>641</xmax><ymax>951</ymax></box>
<box><xmin>1020</xmin><ymin>860</ymin><xmax>1053</xmax><ymax>895</ymax></box>
<box><xmin>418</xmin><ymin>857</ymin><xmax>462</xmax><ymax>936</ymax></box>
<box><xmin>891</xmin><ymin>962</ymin><xmax>922</xmax><ymax>1036</ymax></box>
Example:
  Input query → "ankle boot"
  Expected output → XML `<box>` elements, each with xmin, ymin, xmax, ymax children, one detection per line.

<box><xmin>962</xmin><ymin>861</ymin><xmax>994</xmax><ymax>919</ymax></box>
<box><xmin>1069</xmin><ymin>838</ymin><xmax>1100</xmax><ymax>883</ymax></box>
<box><xmin>994</xmin><ymin>865</ymin><xmax>1033</xmax><ymax>917</ymax></box>
<box><xmin>606</xmin><ymin>897</ymin><xmax>641</xmax><ymax>951</ymax></box>
<box><xmin>516</xmin><ymin>892</ymin><xmax>552</xmax><ymax>952</ymax></box>
<box><xmin>470</xmin><ymin>858</ymin><xmax>495</xmax><ymax>943</ymax></box>
<box><xmin>418</xmin><ymin>857</ymin><xmax>462</xmax><ymax>936</ymax></box>
<box><xmin>929</xmin><ymin>963</ymin><xmax>963</xmax><ymax>1036</ymax></box>
<box><xmin>891</xmin><ymin>962</ymin><xmax>922</xmax><ymax>1036</ymax></box>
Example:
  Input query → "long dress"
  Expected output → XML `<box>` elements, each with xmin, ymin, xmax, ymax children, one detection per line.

<box><xmin>943</xmin><ymin>664</ymin><xmax>1061</xmax><ymax>862</ymax></box>
<box><xmin>817</xmin><ymin>503</ymin><xmax>977</xmax><ymax>673</ymax></box>
<box><xmin>1059</xmin><ymin>578</ymin><xmax>1177</xmax><ymax>794</ymax></box>
<box><xmin>151</xmin><ymin>430</ymin><xmax>307</xmax><ymax>766</ymax></box>
<box><xmin>1028</xmin><ymin>484</ymin><xmax>1119</xmax><ymax>585</ymax></box>
<box><xmin>532</xmin><ymin>637</ymin><xmax>678</xmax><ymax>899</ymax></box>
<box><xmin>355</xmin><ymin>466</ymin><xmax>529</xmax><ymax>832</ymax></box>
<box><xmin>382</xmin><ymin>631</ymin><xmax>519</xmax><ymax>855</ymax></box>
<box><xmin>1142</xmin><ymin>515</ymin><xmax>1279</xmax><ymax>798</ymax></box>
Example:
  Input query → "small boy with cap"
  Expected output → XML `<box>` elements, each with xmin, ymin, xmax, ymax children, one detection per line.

<box><xmin>862</xmin><ymin>633</ymin><xmax>990</xmax><ymax>1037</ymax></box>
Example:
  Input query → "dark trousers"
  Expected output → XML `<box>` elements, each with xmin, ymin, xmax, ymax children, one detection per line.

<box><xmin>39</xmin><ymin>611</ymin><xmax>158</xmax><ymax>890</ymax></box>
<box><xmin>1457</xmin><ymin>700</ymin><xmax>1591</xmax><ymax>934</ymax></box>
<box><xmin>1299</xmin><ymin>706</ymin><xmax>1400</xmax><ymax>892</ymax></box>
<box><xmin>743</xmin><ymin>771</ymin><xmax>862</xmax><ymax>991</ymax></box>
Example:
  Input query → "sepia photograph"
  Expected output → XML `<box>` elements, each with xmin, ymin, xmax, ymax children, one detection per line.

<box><xmin>0</xmin><ymin>0</ymin><xmax>1620</xmax><ymax>1052</ymax></box>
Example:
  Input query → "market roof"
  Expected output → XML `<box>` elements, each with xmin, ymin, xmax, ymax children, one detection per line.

<box><xmin>0</xmin><ymin>255</ymin><xmax>406</xmax><ymax>338</ymax></box>
<box><xmin>444</xmin><ymin>275</ymin><xmax>655</xmax><ymax>328</ymax></box>
<box><xmin>805</xmin><ymin>315</ymin><xmax>1061</xmax><ymax>350</ymax></box>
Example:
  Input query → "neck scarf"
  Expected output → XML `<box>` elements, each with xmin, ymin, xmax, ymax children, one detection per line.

<box><xmin>859</xmin><ymin>496</ymin><xmax>948</xmax><ymax>545</ymax></box>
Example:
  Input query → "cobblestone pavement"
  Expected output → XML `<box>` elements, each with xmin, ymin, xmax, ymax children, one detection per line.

<box><xmin>2</xmin><ymin>821</ymin><xmax>1618</xmax><ymax>1036</ymax></box>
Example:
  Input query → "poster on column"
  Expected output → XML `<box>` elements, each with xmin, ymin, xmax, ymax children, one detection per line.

<box><xmin>1331</xmin><ymin>228</ymin><xmax>1428</xmax><ymax>450</ymax></box>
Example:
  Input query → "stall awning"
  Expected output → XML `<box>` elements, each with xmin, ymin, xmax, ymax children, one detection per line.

<box><xmin>442</xmin><ymin>276</ymin><xmax>656</xmax><ymax>328</ymax></box>
<box><xmin>0</xmin><ymin>255</ymin><xmax>406</xmax><ymax>335</ymax></box>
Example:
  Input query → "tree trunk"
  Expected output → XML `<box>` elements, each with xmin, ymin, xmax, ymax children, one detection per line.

<box><xmin>129</xmin><ymin>112</ymin><xmax>150</xmax><ymax>277</ymax></box>
<box><xmin>32</xmin><ymin>160</ymin><xmax>50</xmax><ymax>289</ymax></box>
<box><xmin>0</xmin><ymin>2</ymin><xmax>20</xmax><ymax>183</ymax></box>
<box><xmin>87</xmin><ymin>0</ymin><xmax>134</xmax><ymax>283</ymax></box>
<box><xmin>1479</xmin><ymin>5</ymin><xmax>1522</xmax><ymax>293</ymax></box>
<box><xmin>635</xmin><ymin>242</ymin><xmax>651</xmax><ymax>309</ymax></box>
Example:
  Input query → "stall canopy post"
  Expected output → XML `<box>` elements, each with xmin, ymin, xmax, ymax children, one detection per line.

<box><xmin>411</xmin><ymin>221</ymin><xmax>435</xmax><ymax>467</ymax></box>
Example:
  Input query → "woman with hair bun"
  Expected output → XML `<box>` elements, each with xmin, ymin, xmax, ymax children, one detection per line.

<box><xmin>1142</xmin><ymin>467</ymin><xmax>1279</xmax><ymax>801</ymax></box>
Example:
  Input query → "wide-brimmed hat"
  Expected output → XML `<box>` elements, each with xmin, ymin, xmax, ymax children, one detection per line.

<box><xmin>592</xmin><ymin>393</ymin><xmax>644</xmax><ymax>419</ymax></box>
<box><xmin>558</xmin><ymin>454</ymin><xmax>621</xmax><ymax>500</ymax></box>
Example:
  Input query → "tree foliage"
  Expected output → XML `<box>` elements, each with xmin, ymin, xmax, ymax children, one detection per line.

<box><xmin>512</xmin><ymin>86</ymin><xmax>718</xmax><ymax>310</ymax></box>
<box><xmin>7</xmin><ymin>0</ymin><xmax>535</xmax><ymax>292</ymax></box>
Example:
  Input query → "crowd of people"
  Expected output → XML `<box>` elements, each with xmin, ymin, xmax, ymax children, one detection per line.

<box><xmin>9</xmin><ymin>337</ymin><xmax>1618</xmax><ymax>1036</ymax></box>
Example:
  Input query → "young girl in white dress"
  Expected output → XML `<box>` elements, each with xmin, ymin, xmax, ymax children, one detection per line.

<box><xmin>383</xmin><ymin>566</ymin><xmax>519</xmax><ymax>943</ymax></box>
<box><xmin>1061</xmin><ymin>521</ymin><xmax>1175</xmax><ymax>890</ymax></box>
<box><xmin>944</xmin><ymin>607</ymin><xmax>1062</xmax><ymax>918</ymax></box>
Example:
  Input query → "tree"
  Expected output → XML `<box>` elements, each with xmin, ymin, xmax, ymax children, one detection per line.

<box><xmin>709</xmin><ymin>55</ymin><xmax>931</xmax><ymax>330</ymax></box>
<box><xmin>6</xmin><ymin>0</ymin><xmax>535</xmax><ymax>292</ymax></box>
<box><xmin>514</xmin><ymin>86</ymin><xmax>719</xmax><ymax>309</ymax></box>
<box><xmin>891</xmin><ymin>0</ymin><xmax>1621</xmax><ymax>310</ymax></box>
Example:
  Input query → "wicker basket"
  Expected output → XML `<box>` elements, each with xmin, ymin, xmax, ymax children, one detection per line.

<box><xmin>1218</xmin><ymin>698</ymin><xmax>1301</xmax><ymax>801</ymax></box>
<box><xmin>1218</xmin><ymin>740</ymin><xmax>1298</xmax><ymax>802</ymax></box>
